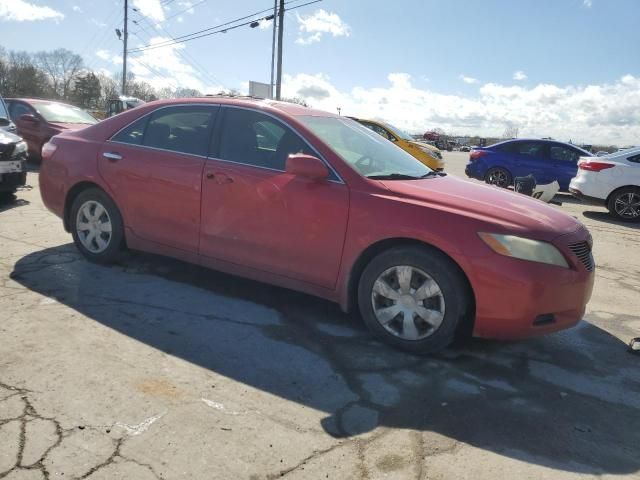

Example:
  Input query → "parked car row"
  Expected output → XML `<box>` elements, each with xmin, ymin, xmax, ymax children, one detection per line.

<box><xmin>463</xmin><ymin>138</ymin><xmax>640</xmax><ymax>221</ymax></box>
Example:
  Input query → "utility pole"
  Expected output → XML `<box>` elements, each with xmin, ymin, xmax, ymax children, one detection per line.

<box><xmin>275</xmin><ymin>0</ymin><xmax>284</xmax><ymax>100</ymax></box>
<box><xmin>122</xmin><ymin>0</ymin><xmax>128</xmax><ymax>95</ymax></box>
<box><xmin>270</xmin><ymin>0</ymin><xmax>277</xmax><ymax>99</ymax></box>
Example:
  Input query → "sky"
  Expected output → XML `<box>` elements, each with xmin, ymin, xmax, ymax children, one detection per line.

<box><xmin>1</xmin><ymin>0</ymin><xmax>639</xmax><ymax>144</ymax></box>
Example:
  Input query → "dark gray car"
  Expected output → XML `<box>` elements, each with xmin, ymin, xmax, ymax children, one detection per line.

<box><xmin>0</xmin><ymin>95</ymin><xmax>27</xmax><ymax>197</ymax></box>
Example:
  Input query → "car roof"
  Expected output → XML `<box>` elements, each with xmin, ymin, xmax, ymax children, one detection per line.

<box><xmin>489</xmin><ymin>138</ymin><xmax>592</xmax><ymax>153</ymax></box>
<box><xmin>600</xmin><ymin>146</ymin><xmax>640</xmax><ymax>161</ymax></box>
<box><xmin>138</xmin><ymin>96</ymin><xmax>338</xmax><ymax>118</ymax></box>
<box><xmin>5</xmin><ymin>98</ymin><xmax>78</xmax><ymax>107</ymax></box>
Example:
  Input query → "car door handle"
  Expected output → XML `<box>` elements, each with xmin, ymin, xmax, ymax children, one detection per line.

<box><xmin>103</xmin><ymin>152</ymin><xmax>122</xmax><ymax>162</ymax></box>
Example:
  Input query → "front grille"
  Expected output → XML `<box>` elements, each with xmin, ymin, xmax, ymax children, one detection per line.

<box><xmin>568</xmin><ymin>241</ymin><xmax>595</xmax><ymax>271</ymax></box>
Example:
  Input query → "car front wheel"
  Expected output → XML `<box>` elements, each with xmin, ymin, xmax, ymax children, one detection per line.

<box><xmin>70</xmin><ymin>188</ymin><xmax>125</xmax><ymax>263</ymax></box>
<box><xmin>608</xmin><ymin>187</ymin><xmax>640</xmax><ymax>222</ymax></box>
<box><xmin>357</xmin><ymin>246</ymin><xmax>469</xmax><ymax>355</ymax></box>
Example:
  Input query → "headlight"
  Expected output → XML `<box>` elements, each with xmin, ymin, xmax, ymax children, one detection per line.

<box><xmin>478</xmin><ymin>233</ymin><xmax>569</xmax><ymax>268</ymax></box>
<box><xmin>13</xmin><ymin>141</ymin><xmax>27</xmax><ymax>155</ymax></box>
<box><xmin>418</xmin><ymin>146</ymin><xmax>439</xmax><ymax>159</ymax></box>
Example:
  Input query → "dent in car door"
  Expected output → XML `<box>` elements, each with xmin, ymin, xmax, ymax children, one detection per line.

<box><xmin>199</xmin><ymin>107</ymin><xmax>349</xmax><ymax>289</ymax></box>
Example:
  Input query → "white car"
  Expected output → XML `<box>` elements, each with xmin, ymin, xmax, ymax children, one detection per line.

<box><xmin>569</xmin><ymin>147</ymin><xmax>640</xmax><ymax>221</ymax></box>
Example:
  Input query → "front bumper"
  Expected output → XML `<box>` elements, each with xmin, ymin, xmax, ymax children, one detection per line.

<box><xmin>0</xmin><ymin>159</ymin><xmax>26</xmax><ymax>192</ymax></box>
<box><xmin>469</xmin><ymin>228</ymin><xmax>595</xmax><ymax>340</ymax></box>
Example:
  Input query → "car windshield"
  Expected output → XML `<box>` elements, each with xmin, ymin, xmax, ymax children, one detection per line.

<box><xmin>0</xmin><ymin>98</ymin><xmax>8</xmax><ymax>119</ymax></box>
<box><xmin>36</xmin><ymin>102</ymin><xmax>97</xmax><ymax>124</ymax></box>
<box><xmin>298</xmin><ymin>116</ymin><xmax>432</xmax><ymax>179</ymax></box>
<box><xmin>382</xmin><ymin>121</ymin><xmax>414</xmax><ymax>142</ymax></box>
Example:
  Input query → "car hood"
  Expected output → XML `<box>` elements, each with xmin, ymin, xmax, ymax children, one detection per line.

<box><xmin>0</xmin><ymin>129</ymin><xmax>21</xmax><ymax>146</ymax></box>
<box><xmin>409</xmin><ymin>140</ymin><xmax>439</xmax><ymax>152</ymax></box>
<box><xmin>380</xmin><ymin>175</ymin><xmax>582</xmax><ymax>240</ymax></box>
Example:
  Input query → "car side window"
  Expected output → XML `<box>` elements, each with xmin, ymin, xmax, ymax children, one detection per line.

<box><xmin>216</xmin><ymin>108</ymin><xmax>313</xmax><ymax>171</ymax></box>
<box><xmin>550</xmin><ymin>145</ymin><xmax>580</xmax><ymax>163</ymax></box>
<box><xmin>362</xmin><ymin>122</ymin><xmax>392</xmax><ymax>141</ymax></box>
<box><xmin>515</xmin><ymin>142</ymin><xmax>546</xmax><ymax>157</ymax></box>
<box><xmin>627</xmin><ymin>154</ymin><xmax>640</xmax><ymax>163</ymax></box>
<box><xmin>143</xmin><ymin>106</ymin><xmax>216</xmax><ymax>156</ymax></box>
<box><xmin>9</xmin><ymin>102</ymin><xmax>34</xmax><ymax>121</ymax></box>
<box><xmin>112</xmin><ymin>116</ymin><xmax>148</xmax><ymax>145</ymax></box>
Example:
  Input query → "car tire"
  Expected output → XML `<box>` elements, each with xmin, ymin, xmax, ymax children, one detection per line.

<box><xmin>607</xmin><ymin>187</ymin><xmax>640</xmax><ymax>222</ymax></box>
<box><xmin>357</xmin><ymin>246</ymin><xmax>469</xmax><ymax>355</ymax></box>
<box><xmin>70</xmin><ymin>188</ymin><xmax>125</xmax><ymax>264</ymax></box>
<box><xmin>485</xmin><ymin>167</ymin><xmax>512</xmax><ymax>188</ymax></box>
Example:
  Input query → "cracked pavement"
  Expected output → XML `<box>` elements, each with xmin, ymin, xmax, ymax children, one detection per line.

<box><xmin>1</xmin><ymin>153</ymin><xmax>639</xmax><ymax>479</ymax></box>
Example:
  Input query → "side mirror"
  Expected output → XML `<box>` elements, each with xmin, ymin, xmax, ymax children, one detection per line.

<box><xmin>19</xmin><ymin>113</ymin><xmax>39</xmax><ymax>124</ymax></box>
<box><xmin>285</xmin><ymin>153</ymin><xmax>329</xmax><ymax>181</ymax></box>
<box><xmin>0</xmin><ymin>117</ymin><xmax>10</xmax><ymax>127</ymax></box>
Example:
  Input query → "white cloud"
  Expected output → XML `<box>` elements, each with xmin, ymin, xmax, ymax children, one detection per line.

<box><xmin>281</xmin><ymin>72</ymin><xmax>640</xmax><ymax>145</ymax></box>
<box><xmin>295</xmin><ymin>9</ymin><xmax>350</xmax><ymax>45</ymax></box>
<box><xmin>513</xmin><ymin>70</ymin><xmax>528</xmax><ymax>81</ymax></box>
<box><xmin>95</xmin><ymin>49</ymin><xmax>115</xmax><ymax>62</ymax></box>
<box><xmin>459</xmin><ymin>75</ymin><xmax>479</xmax><ymax>84</ymax></box>
<box><xmin>90</xmin><ymin>18</ymin><xmax>107</xmax><ymax>27</ymax></box>
<box><xmin>258</xmin><ymin>18</ymin><xmax>273</xmax><ymax>30</ymax></box>
<box><xmin>126</xmin><ymin>36</ymin><xmax>221</xmax><ymax>93</ymax></box>
<box><xmin>133</xmin><ymin>0</ymin><xmax>165</xmax><ymax>22</ymax></box>
<box><xmin>583</xmin><ymin>0</ymin><xmax>593</xmax><ymax>8</ymax></box>
<box><xmin>72</xmin><ymin>5</ymin><xmax>82</xmax><ymax>13</ymax></box>
<box><xmin>0</xmin><ymin>0</ymin><xmax>64</xmax><ymax>22</ymax></box>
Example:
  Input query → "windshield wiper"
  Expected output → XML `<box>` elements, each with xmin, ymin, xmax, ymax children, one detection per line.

<box><xmin>366</xmin><ymin>173</ymin><xmax>421</xmax><ymax>180</ymax></box>
<box><xmin>420</xmin><ymin>171</ymin><xmax>447</xmax><ymax>178</ymax></box>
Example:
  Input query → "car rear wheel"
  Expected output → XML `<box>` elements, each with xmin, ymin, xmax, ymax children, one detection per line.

<box><xmin>485</xmin><ymin>167</ymin><xmax>512</xmax><ymax>188</ymax></box>
<box><xmin>607</xmin><ymin>187</ymin><xmax>640</xmax><ymax>222</ymax></box>
<box><xmin>70</xmin><ymin>188</ymin><xmax>125</xmax><ymax>263</ymax></box>
<box><xmin>357</xmin><ymin>246</ymin><xmax>469</xmax><ymax>355</ymax></box>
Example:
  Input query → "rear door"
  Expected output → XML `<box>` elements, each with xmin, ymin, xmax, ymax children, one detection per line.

<box><xmin>98</xmin><ymin>105</ymin><xmax>217</xmax><ymax>252</ymax></box>
<box><xmin>507</xmin><ymin>141</ymin><xmax>549</xmax><ymax>182</ymax></box>
<box><xmin>549</xmin><ymin>143</ymin><xmax>582</xmax><ymax>189</ymax></box>
<box><xmin>199</xmin><ymin>106</ymin><xmax>349</xmax><ymax>289</ymax></box>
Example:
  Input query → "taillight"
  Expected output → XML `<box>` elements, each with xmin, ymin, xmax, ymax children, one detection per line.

<box><xmin>41</xmin><ymin>142</ymin><xmax>57</xmax><ymax>161</ymax></box>
<box><xmin>469</xmin><ymin>150</ymin><xmax>488</xmax><ymax>161</ymax></box>
<box><xmin>579</xmin><ymin>161</ymin><xmax>615</xmax><ymax>172</ymax></box>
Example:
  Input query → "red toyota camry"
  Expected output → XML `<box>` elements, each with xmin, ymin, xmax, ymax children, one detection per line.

<box><xmin>39</xmin><ymin>97</ymin><xmax>594</xmax><ymax>354</ymax></box>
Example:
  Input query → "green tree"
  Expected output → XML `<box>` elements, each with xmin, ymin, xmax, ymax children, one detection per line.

<box><xmin>73</xmin><ymin>72</ymin><xmax>101</xmax><ymax>109</ymax></box>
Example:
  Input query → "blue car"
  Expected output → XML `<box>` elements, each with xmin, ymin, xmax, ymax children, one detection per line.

<box><xmin>465</xmin><ymin>139</ymin><xmax>593</xmax><ymax>191</ymax></box>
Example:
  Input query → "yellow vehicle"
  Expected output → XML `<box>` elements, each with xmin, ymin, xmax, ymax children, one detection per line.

<box><xmin>352</xmin><ymin>118</ymin><xmax>445</xmax><ymax>170</ymax></box>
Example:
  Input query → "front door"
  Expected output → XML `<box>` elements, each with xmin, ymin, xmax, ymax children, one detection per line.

<box><xmin>200</xmin><ymin>107</ymin><xmax>349</xmax><ymax>289</ymax></box>
<box><xmin>98</xmin><ymin>105</ymin><xmax>218</xmax><ymax>252</ymax></box>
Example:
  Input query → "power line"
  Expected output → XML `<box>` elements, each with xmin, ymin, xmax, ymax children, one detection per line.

<box><xmin>128</xmin><ymin>0</ymin><xmax>321</xmax><ymax>53</ymax></box>
<box><xmin>131</xmin><ymin>11</ymin><xmax>225</xmax><ymax>88</ymax></box>
<box><xmin>164</xmin><ymin>0</ymin><xmax>208</xmax><ymax>21</ymax></box>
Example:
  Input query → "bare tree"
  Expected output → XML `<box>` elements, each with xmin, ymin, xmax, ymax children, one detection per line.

<box><xmin>35</xmin><ymin>48</ymin><xmax>84</xmax><ymax>100</ymax></box>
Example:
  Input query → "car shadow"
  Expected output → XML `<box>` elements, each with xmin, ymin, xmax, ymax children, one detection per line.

<box><xmin>0</xmin><ymin>194</ymin><xmax>30</xmax><ymax>213</ymax></box>
<box><xmin>583</xmin><ymin>210</ymin><xmax>640</xmax><ymax>229</ymax></box>
<box><xmin>10</xmin><ymin>245</ymin><xmax>640</xmax><ymax>475</ymax></box>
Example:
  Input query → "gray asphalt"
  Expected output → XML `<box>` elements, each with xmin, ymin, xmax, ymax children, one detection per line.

<box><xmin>0</xmin><ymin>153</ymin><xmax>638</xmax><ymax>479</ymax></box>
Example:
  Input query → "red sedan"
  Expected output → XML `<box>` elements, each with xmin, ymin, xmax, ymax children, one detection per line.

<box><xmin>5</xmin><ymin>98</ymin><xmax>97</xmax><ymax>159</ymax></box>
<box><xmin>39</xmin><ymin>98</ymin><xmax>594</xmax><ymax>354</ymax></box>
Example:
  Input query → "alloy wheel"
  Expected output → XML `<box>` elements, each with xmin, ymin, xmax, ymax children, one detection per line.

<box><xmin>614</xmin><ymin>192</ymin><xmax>640</xmax><ymax>219</ymax></box>
<box><xmin>76</xmin><ymin>200</ymin><xmax>113</xmax><ymax>253</ymax></box>
<box><xmin>487</xmin><ymin>169</ymin><xmax>509</xmax><ymax>187</ymax></box>
<box><xmin>370</xmin><ymin>265</ymin><xmax>445</xmax><ymax>341</ymax></box>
